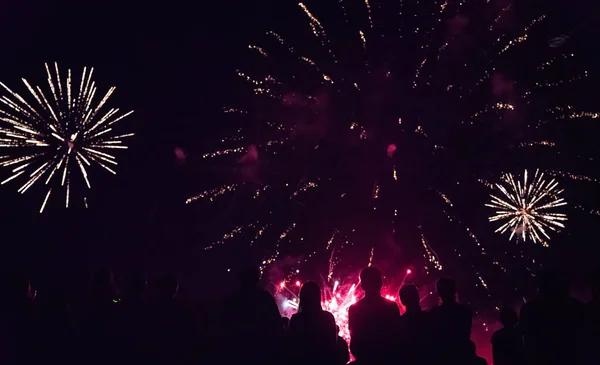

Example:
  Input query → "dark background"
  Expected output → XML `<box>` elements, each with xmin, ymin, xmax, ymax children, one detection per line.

<box><xmin>0</xmin><ymin>0</ymin><xmax>598</xmax><ymax>304</ymax></box>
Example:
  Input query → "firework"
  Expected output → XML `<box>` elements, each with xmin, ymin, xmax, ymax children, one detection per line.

<box><xmin>0</xmin><ymin>63</ymin><xmax>134</xmax><ymax>212</ymax></box>
<box><xmin>189</xmin><ymin>1</ymin><xmax>597</xmax><ymax>303</ymax></box>
<box><xmin>486</xmin><ymin>170</ymin><xmax>568</xmax><ymax>245</ymax></box>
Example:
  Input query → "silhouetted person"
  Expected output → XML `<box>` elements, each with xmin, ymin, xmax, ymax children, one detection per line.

<box><xmin>429</xmin><ymin>277</ymin><xmax>472</xmax><ymax>363</ymax></box>
<box><xmin>519</xmin><ymin>269</ymin><xmax>584</xmax><ymax>365</ymax></box>
<box><xmin>289</xmin><ymin>281</ymin><xmax>338</xmax><ymax>364</ymax></box>
<box><xmin>397</xmin><ymin>284</ymin><xmax>430</xmax><ymax>365</ymax></box>
<box><xmin>491</xmin><ymin>307</ymin><xmax>525</xmax><ymax>365</ymax></box>
<box><xmin>335</xmin><ymin>326</ymin><xmax>350</xmax><ymax>365</ymax></box>
<box><xmin>0</xmin><ymin>272</ymin><xmax>34</xmax><ymax>364</ymax></box>
<box><xmin>220</xmin><ymin>266</ymin><xmax>283</xmax><ymax>365</ymax></box>
<box><xmin>79</xmin><ymin>269</ymin><xmax>120</xmax><ymax>364</ymax></box>
<box><xmin>116</xmin><ymin>273</ymin><xmax>149</xmax><ymax>362</ymax></box>
<box><xmin>348</xmin><ymin>267</ymin><xmax>400</xmax><ymax>364</ymax></box>
<box><xmin>32</xmin><ymin>284</ymin><xmax>73</xmax><ymax>364</ymax></box>
<box><xmin>582</xmin><ymin>270</ymin><xmax>600</xmax><ymax>364</ymax></box>
<box><xmin>146</xmin><ymin>274</ymin><xmax>196</xmax><ymax>365</ymax></box>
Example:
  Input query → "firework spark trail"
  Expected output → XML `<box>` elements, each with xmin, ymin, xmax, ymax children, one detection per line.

<box><xmin>546</xmin><ymin>170</ymin><xmax>600</xmax><ymax>184</ymax></box>
<box><xmin>326</xmin><ymin>230</ymin><xmax>338</xmax><ymax>251</ymax></box>
<box><xmin>328</xmin><ymin>247</ymin><xmax>336</xmax><ymax>281</ymax></box>
<box><xmin>250</xmin><ymin>223</ymin><xmax>270</xmax><ymax>246</ymax></box>
<box><xmin>436</xmin><ymin>42</ymin><xmax>449</xmax><ymax>61</ymax></box>
<box><xmin>205</xmin><ymin>225</ymin><xmax>245</xmax><ymax>251</ymax></box>
<box><xmin>560</xmin><ymin>111</ymin><xmax>600</xmax><ymax>120</ymax></box>
<box><xmin>517</xmin><ymin>141</ymin><xmax>556</xmax><ymax>148</ymax></box>
<box><xmin>0</xmin><ymin>63</ymin><xmax>134</xmax><ymax>211</ymax></box>
<box><xmin>464</xmin><ymin>103</ymin><xmax>515</xmax><ymax>124</ymax></box>
<box><xmin>537</xmin><ymin>53</ymin><xmax>576</xmax><ymax>71</ymax></box>
<box><xmin>413</xmin><ymin>58</ymin><xmax>427</xmax><ymax>88</ymax></box>
<box><xmin>439</xmin><ymin>193</ymin><xmax>489</xmax><ymax>259</ymax></box>
<box><xmin>472</xmin><ymin>14</ymin><xmax>547</xmax><ymax>94</ymax></box>
<box><xmin>223</xmin><ymin>107</ymin><xmax>248</xmax><ymax>114</ymax></box>
<box><xmin>185</xmin><ymin>184</ymin><xmax>239</xmax><ymax>204</ymax></box>
<box><xmin>364</xmin><ymin>0</ymin><xmax>373</xmax><ymax>29</ymax></box>
<box><xmin>260</xmin><ymin>223</ymin><xmax>297</xmax><ymax>275</ymax></box>
<box><xmin>254</xmin><ymin>185</ymin><xmax>271</xmax><ymax>198</ymax></box>
<box><xmin>548</xmin><ymin>106</ymin><xmax>600</xmax><ymax>120</ymax></box>
<box><xmin>486</xmin><ymin>169</ymin><xmax>567</xmax><ymax>245</ymax></box>
<box><xmin>575</xmin><ymin>205</ymin><xmax>600</xmax><ymax>216</ymax></box>
<box><xmin>337</xmin><ymin>0</ymin><xmax>348</xmax><ymax>20</ymax></box>
<box><xmin>248</xmin><ymin>45</ymin><xmax>268</xmax><ymax>57</ymax></box>
<box><xmin>438</xmin><ymin>191</ymin><xmax>453</xmax><ymax>207</ymax></box>
<box><xmin>499</xmin><ymin>15</ymin><xmax>547</xmax><ymax>54</ymax></box>
<box><xmin>532</xmin><ymin>72</ymin><xmax>589</xmax><ymax>89</ymax></box>
<box><xmin>200</xmin><ymin>139</ymin><xmax>286</xmax><ymax>160</ymax></box>
<box><xmin>264</xmin><ymin>32</ymin><xmax>334</xmax><ymax>85</ymax></box>
<box><xmin>439</xmin><ymin>191</ymin><xmax>500</xmax><ymax>289</ymax></box>
<box><xmin>291</xmin><ymin>180</ymin><xmax>319</xmax><ymax>198</ymax></box>
<box><xmin>359</xmin><ymin>30</ymin><xmax>367</xmax><ymax>49</ymax></box>
<box><xmin>298</xmin><ymin>3</ymin><xmax>337</xmax><ymax>62</ymax></box>
<box><xmin>421</xmin><ymin>231</ymin><xmax>442</xmax><ymax>272</ymax></box>
<box><xmin>489</xmin><ymin>4</ymin><xmax>512</xmax><ymax>32</ymax></box>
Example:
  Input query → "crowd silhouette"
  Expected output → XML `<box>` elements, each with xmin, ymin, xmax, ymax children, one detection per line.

<box><xmin>0</xmin><ymin>266</ymin><xmax>597</xmax><ymax>364</ymax></box>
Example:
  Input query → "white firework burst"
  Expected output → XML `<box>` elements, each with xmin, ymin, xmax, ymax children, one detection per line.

<box><xmin>0</xmin><ymin>62</ymin><xmax>134</xmax><ymax>212</ymax></box>
<box><xmin>486</xmin><ymin>169</ymin><xmax>568</xmax><ymax>245</ymax></box>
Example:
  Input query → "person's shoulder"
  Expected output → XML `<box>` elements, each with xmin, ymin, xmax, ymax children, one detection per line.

<box><xmin>520</xmin><ymin>299</ymin><xmax>537</xmax><ymax>316</ymax></box>
<box><xmin>349</xmin><ymin>300</ymin><xmax>362</xmax><ymax>311</ymax></box>
<box><xmin>429</xmin><ymin>304</ymin><xmax>442</xmax><ymax>314</ymax></box>
<box><xmin>491</xmin><ymin>328</ymin><xmax>504</xmax><ymax>343</ymax></box>
<box><xmin>323</xmin><ymin>310</ymin><xmax>335</xmax><ymax>319</ymax></box>
<box><xmin>476</xmin><ymin>356</ymin><xmax>488</xmax><ymax>365</ymax></box>
<box><xmin>568</xmin><ymin>296</ymin><xmax>585</xmax><ymax>307</ymax></box>
<box><xmin>289</xmin><ymin>312</ymin><xmax>304</xmax><ymax>326</ymax></box>
<box><xmin>255</xmin><ymin>288</ymin><xmax>276</xmax><ymax>302</ymax></box>
<box><xmin>323</xmin><ymin>310</ymin><xmax>336</xmax><ymax>323</ymax></box>
<box><xmin>459</xmin><ymin>303</ymin><xmax>472</xmax><ymax>315</ymax></box>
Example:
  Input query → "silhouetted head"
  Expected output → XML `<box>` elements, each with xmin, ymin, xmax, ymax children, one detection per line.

<box><xmin>499</xmin><ymin>307</ymin><xmax>518</xmax><ymax>327</ymax></box>
<box><xmin>436</xmin><ymin>277</ymin><xmax>456</xmax><ymax>303</ymax></box>
<box><xmin>399</xmin><ymin>285</ymin><xmax>420</xmax><ymax>309</ymax></box>
<box><xmin>236</xmin><ymin>266</ymin><xmax>260</xmax><ymax>290</ymax></box>
<box><xmin>537</xmin><ymin>268</ymin><xmax>566</xmax><ymax>297</ymax></box>
<box><xmin>152</xmin><ymin>274</ymin><xmax>178</xmax><ymax>301</ymax></box>
<box><xmin>299</xmin><ymin>281</ymin><xmax>322</xmax><ymax>313</ymax></box>
<box><xmin>360</xmin><ymin>267</ymin><xmax>383</xmax><ymax>295</ymax></box>
<box><xmin>91</xmin><ymin>269</ymin><xmax>116</xmax><ymax>303</ymax></box>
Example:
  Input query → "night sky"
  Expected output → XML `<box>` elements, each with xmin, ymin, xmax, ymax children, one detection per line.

<box><xmin>0</xmin><ymin>0</ymin><xmax>598</xmax><ymax>303</ymax></box>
